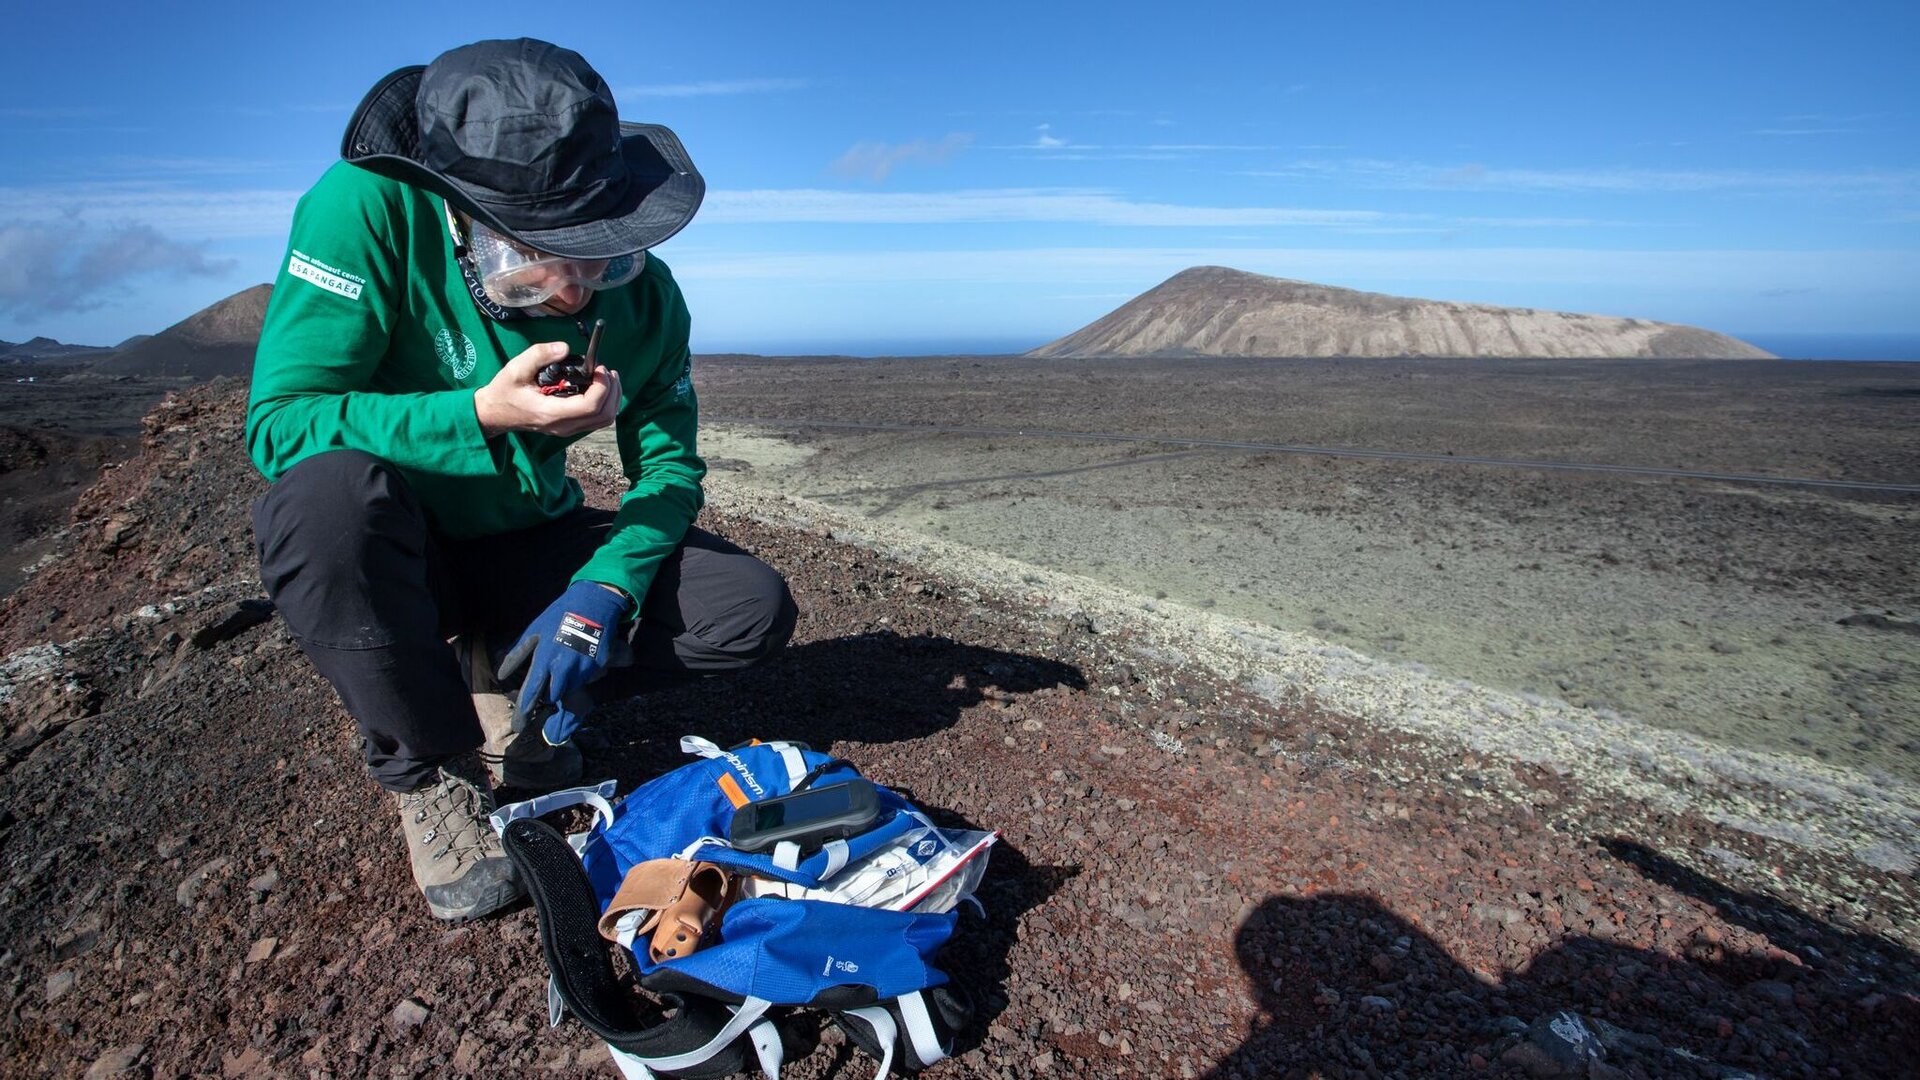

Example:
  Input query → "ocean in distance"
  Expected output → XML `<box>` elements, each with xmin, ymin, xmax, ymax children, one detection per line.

<box><xmin>1740</xmin><ymin>333</ymin><xmax>1920</xmax><ymax>362</ymax></box>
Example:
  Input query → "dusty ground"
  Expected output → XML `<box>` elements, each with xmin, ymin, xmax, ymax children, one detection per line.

<box><xmin>1</xmin><ymin>382</ymin><xmax>1916</xmax><ymax>1079</ymax></box>
<box><xmin>689</xmin><ymin>355</ymin><xmax>1920</xmax><ymax>786</ymax></box>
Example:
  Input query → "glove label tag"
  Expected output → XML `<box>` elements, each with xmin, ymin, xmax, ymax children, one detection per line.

<box><xmin>555</xmin><ymin>612</ymin><xmax>606</xmax><ymax>658</ymax></box>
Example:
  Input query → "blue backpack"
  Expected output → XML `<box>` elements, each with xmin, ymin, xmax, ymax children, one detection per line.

<box><xmin>495</xmin><ymin>737</ymin><xmax>989</xmax><ymax>1079</ymax></box>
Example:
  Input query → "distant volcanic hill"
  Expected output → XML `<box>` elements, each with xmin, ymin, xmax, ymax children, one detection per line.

<box><xmin>92</xmin><ymin>284</ymin><xmax>273</xmax><ymax>378</ymax></box>
<box><xmin>1028</xmin><ymin>267</ymin><xmax>1774</xmax><ymax>360</ymax></box>
<box><xmin>0</xmin><ymin>336</ymin><xmax>114</xmax><ymax>364</ymax></box>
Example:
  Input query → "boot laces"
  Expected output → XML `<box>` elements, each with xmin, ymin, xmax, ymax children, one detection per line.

<box><xmin>402</xmin><ymin>765</ymin><xmax>498</xmax><ymax>868</ymax></box>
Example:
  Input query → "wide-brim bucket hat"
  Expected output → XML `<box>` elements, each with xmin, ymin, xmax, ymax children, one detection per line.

<box><xmin>342</xmin><ymin>38</ymin><xmax>704</xmax><ymax>260</ymax></box>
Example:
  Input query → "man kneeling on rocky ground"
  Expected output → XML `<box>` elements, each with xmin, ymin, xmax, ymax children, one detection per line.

<box><xmin>244</xmin><ymin>39</ymin><xmax>796</xmax><ymax>921</ymax></box>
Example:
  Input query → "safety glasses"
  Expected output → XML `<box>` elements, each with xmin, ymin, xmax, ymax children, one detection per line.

<box><xmin>448</xmin><ymin>208</ymin><xmax>644</xmax><ymax>308</ymax></box>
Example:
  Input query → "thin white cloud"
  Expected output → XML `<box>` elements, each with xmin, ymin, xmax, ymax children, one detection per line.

<box><xmin>1032</xmin><ymin>123</ymin><xmax>1068</xmax><ymax>150</ymax></box>
<box><xmin>1778</xmin><ymin>112</ymin><xmax>1880</xmax><ymax>124</ymax></box>
<box><xmin>0</xmin><ymin>184</ymin><xmax>301</xmax><ymax>240</ymax></box>
<box><xmin>1011</xmin><ymin>152</ymin><xmax>1183</xmax><ymax>162</ymax></box>
<box><xmin>0</xmin><ymin>106</ymin><xmax>113</xmax><ymax>119</ymax></box>
<box><xmin>829</xmin><ymin>134</ymin><xmax>975</xmax><ymax>183</ymax></box>
<box><xmin>984</xmin><ymin>141</ymin><xmax>1283</xmax><ymax>153</ymax></box>
<box><xmin>618</xmin><ymin>78</ymin><xmax>808</xmax><ymax>98</ymax></box>
<box><xmin>1140</xmin><ymin>144</ymin><xmax>1284</xmax><ymax>152</ymax></box>
<box><xmin>1451</xmin><ymin>216</ymin><xmax>1624</xmax><ymax>228</ymax></box>
<box><xmin>1334</xmin><ymin>226</ymin><xmax>1458</xmax><ymax>236</ymax></box>
<box><xmin>698</xmin><ymin>188</ymin><xmax>1635</xmax><ymax>231</ymax></box>
<box><xmin>1246</xmin><ymin>159</ymin><xmax>1920</xmax><ymax>196</ymax></box>
<box><xmin>98</xmin><ymin>156</ymin><xmax>288</xmax><ymax>175</ymax></box>
<box><xmin>702</xmin><ymin>188</ymin><xmax>1386</xmax><ymax>227</ymax></box>
<box><xmin>19</xmin><ymin>157</ymin><xmax>293</xmax><ymax>187</ymax></box>
<box><xmin>0</xmin><ymin>221</ymin><xmax>233</xmax><ymax>317</ymax></box>
<box><xmin>201</xmin><ymin>102</ymin><xmax>355</xmax><ymax>117</ymax></box>
<box><xmin>1015</xmin><ymin>144</ymin><xmax>1281</xmax><ymax>162</ymax></box>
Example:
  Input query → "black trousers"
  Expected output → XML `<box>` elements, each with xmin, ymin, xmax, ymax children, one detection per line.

<box><xmin>251</xmin><ymin>450</ymin><xmax>797</xmax><ymax>791</ymax></box>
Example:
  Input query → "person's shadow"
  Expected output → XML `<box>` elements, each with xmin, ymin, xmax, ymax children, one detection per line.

<box><xmin>1207</xmin><ymin>840</ymin><xmax>1920</xmax><ymax>1079</ymax></box>
<box><xmin>582</xmin><ymin>630</ymin><xmax>1085</xmax><ymax>772</ymax></box>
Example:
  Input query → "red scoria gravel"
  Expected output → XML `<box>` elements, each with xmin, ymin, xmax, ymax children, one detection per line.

<box><xmin>0</xmin><ymin>382</ymin><xmax>1914</xmax><ymax>1079</ymax></box>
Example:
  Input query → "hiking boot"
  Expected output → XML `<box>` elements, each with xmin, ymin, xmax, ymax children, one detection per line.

<box><xmin>461</xmin><ymin>633</ymin><xmax>584</xmax><ymax>792</ymax></box>
<box><xmin>394</xmin><ymin>758</ymin><xmax>523</xmax><ymax>921</ymax></box>
<box><xmin>475</xmin><ymin>691</ymin><xmax>583</xmax><ymax>791</ymax></box>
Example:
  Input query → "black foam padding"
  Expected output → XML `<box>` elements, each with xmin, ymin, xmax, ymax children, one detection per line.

<box><xmin>836</xmin><ymin>1008</ymin><xmax>889</xmax><ymax>1066</ymax></box>
<box><xmin>640</xmin><ymin>965</ymin><xmax>747</xmax><ymax>1005</ymax></box>
<box><xmin>807</xmin><ymin>983</ymin><xmax>880</xmax><ymax>1009</ymax></box>
<box><xmin>500</xmin><ymin>819</ymin><xmax>754</xmax><ymax>1077</ymax></box>
<box><xmin>912</xmin><ymin>983</ymin><xmax>974</xmax><ymax>1070</ymax></box>
<box><xmin>830</xmin><ymin>982</ymin><xmax>974</xmax><ymax>1075</ymax></box>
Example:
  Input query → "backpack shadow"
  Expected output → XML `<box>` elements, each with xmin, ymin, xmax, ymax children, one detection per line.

<box><xmin>896</xmin><ymin>799</ymin><xmax>1080</xmax><ymax>1060</ymax></box>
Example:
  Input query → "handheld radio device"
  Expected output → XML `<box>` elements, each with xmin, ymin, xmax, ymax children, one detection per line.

<box><xmin>538</xmin><ymin>318</ymin><xmax>603</xmax><ymax>396</ymax></box>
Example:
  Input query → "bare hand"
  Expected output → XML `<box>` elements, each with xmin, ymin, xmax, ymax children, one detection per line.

<box><xmin>473</xmin><ymin>341</ymin><xmax>622</xmax><ymax>439</ymax></box>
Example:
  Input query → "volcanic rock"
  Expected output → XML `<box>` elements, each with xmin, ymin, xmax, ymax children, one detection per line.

<box><xmin>1501</xmin><ymin>1010</ymin><xmax>1609</xmax><ymax>1078</ymax></box>
<box><xmin>82</xmin><ymin>1045</ymin><xmax>144</xmax><ymax>1078</ymax></box>
<box><xmin>189</xmin><ymin>598</ymin><xmax>275</xmax><ymax>649</ymax></box>
<box><xmin>387</xmin><ymin>997</ymin><xmax>431</xmax><ymax>1035</ymax></box>
<box><xmin>176</xmin><ymin>856</ymin><xmax>231</xmax><ymax>908</ymax></box>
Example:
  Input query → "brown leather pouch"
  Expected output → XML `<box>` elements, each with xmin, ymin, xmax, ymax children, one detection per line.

<box><xmin>596</xmin><ymin>859</ymin><xmax>737</xmax><ymax>964</ymax></box>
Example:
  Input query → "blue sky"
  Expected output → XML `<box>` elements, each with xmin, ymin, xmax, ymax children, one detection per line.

<box><xmin>2</xmin><ymin>1</ymin><xmax>1916</xmax><ymax>355</ymax></box>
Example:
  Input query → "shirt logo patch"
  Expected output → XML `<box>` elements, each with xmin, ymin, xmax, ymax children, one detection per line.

<box><xmin>287</xmin><ymin>250</ymin><xmax>364</xmax><ymax>301</ymax></box>
<box><xmin>433</xmin><ymin>329</ymin><xmax>478</xmax><ymax>381</ymax></box>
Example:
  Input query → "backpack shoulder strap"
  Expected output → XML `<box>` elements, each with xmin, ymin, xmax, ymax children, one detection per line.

<box><xmin>501</xmin><ymin>817</ymin><xmax>777</xmax><ymax>1079</ymax></box>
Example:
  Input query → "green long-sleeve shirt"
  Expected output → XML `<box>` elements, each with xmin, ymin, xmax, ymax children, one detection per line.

<box><xmin>246</xmin><ymin>160</ymin><xmax>706</xmax><ymax>604</ymax></box>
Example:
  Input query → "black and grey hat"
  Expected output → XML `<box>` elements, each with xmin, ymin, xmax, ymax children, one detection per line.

<box><xmin>342</xmin><ymin>38</ymin><xmax>704</xmax><ymax>259</ymax></box>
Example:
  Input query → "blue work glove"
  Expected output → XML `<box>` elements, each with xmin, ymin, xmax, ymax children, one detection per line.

<box><xmin>498</xmin><ymin>580</ymin><xmax>631</xmax><ymax>747</ymax></box>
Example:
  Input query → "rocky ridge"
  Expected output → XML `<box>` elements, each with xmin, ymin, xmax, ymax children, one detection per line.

<box><xmin>1029</xmin><ymin>267</ymin><xmax>1774</xmax><ymax>360</ymax></box>
<box><xmin>0</xmin><ymin>337</ymin><xmax>114</xmax><ymax>363</ymax></box>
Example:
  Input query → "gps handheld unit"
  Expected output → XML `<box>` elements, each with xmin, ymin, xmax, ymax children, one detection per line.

<box><xmin>727</xmin><ymin>777</ymin><xmax>882</xmax><ymax>855</ymax></box>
